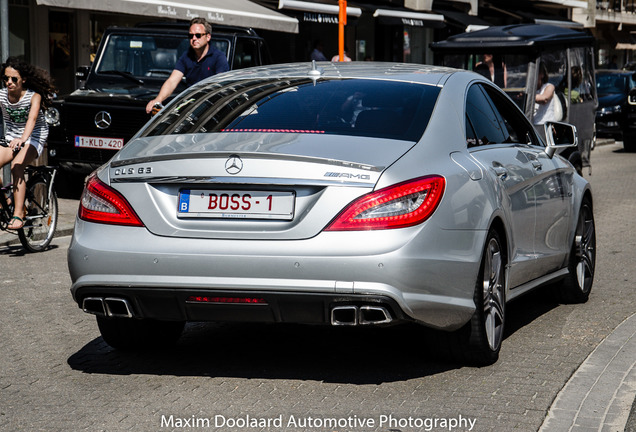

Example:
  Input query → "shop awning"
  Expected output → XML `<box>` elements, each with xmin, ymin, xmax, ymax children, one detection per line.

<box><xmin>481</xmin><ymin>3</ymin><xmax>584</xmax><ymax>30</ymax></box>
<box><xmin>372</xmin><ymin>8</ymin><xmax>445</xmax><ymax>28</ymax></box>
<box><xmin>277</xmin><ymin>0</ymin><xmax>361</xmax><ymax>17</ymax></box>
<box><xmin>437</xmin><ymin>8</ymin><xmax>490</xmax><ymax>32</ymax></box>
<box><xmin>538</xmin><ymin>0</ymin><xmax>588</xmax><ymax>8</ymax></box>
<box><xmin>35</xmin><ymin>0</ymin><xmax>299</xmax><ymax>33</ymax></box>
<box><xmin>275</xmin><ymin>0</ymin><xmax>361</xmax><ymax>26</ymax></box>
<box><xmin>610</xmin><ymin>31</ymin><xmax>636</xmax><ymax>50</ymax></box>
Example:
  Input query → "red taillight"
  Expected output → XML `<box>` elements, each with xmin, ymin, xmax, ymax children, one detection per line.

<box><xmin>325</xmin><ymin>176</ymin><xmax>445</xmax><ymax>231</ymax></box>
<box><xmin>78</xmin><ymin>174</ymin><xmax>144</xmax><ymax>227</ymax></box>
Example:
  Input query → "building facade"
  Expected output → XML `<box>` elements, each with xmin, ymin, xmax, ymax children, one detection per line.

<box><xmin>2</xmin><ymin>0</ymin><xmax>636</xmax><ymax>95</ymax></box>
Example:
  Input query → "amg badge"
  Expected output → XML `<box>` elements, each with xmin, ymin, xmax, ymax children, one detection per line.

<box><xmin>324</xmin><ymin>172</ymin><xmax>371</xmax><ymax>180</ymax></box>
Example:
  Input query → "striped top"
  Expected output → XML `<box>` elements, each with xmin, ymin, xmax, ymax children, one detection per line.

<box><xmin>0</xmin><ymin>88</ymin><xmax>48</xmax><ymax>154</ymax></box>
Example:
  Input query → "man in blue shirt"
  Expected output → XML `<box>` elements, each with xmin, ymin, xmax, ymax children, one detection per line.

<box><xmin>146</xmin><ymin>18</ymin><xmax>229</xmax><ymax>113</ymax></box>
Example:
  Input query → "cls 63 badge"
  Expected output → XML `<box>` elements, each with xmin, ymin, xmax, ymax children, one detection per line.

<box><xmin>113</xmin><ymin>166</ymin><xmax>153</xmax><ymax>176</ymax></box>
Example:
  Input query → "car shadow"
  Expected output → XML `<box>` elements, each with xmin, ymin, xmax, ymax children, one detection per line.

<box><xmin>503</xmin><ymin>285</ymin><xmax>560</xmax><ymax>338</ymax></box>
<box><xmin>67</xmin><ymin>288</ymin><xmax>561</xmax><ymax>384</ymax></box>
<box><xmin>68</xmin><ymin>323</ymin><xmax>460</xmax><ymax>384</ymax></box>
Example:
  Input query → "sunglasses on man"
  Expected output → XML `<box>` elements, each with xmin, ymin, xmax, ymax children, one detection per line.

<box><xmin>188</xmin><ymin>33</ymin><xmax>208</xmax><ymax>40</ymax></box>
<box><xmin>2</xmin><ymin>76</ymin><xmax>19</xmax><ymax>84</ymax></box>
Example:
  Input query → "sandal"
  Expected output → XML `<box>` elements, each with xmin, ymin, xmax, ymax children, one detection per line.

<box><xmin>7</xmin><ymin>215</ymin><xmax>25</xmax><ymax>231</ymax></box>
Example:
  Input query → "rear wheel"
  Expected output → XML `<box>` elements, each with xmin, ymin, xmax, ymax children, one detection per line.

<box><xmin>558</xmin><ymin>198</ymin><xmax>595</xmax><ymax>303</ymax></box>
<box><xmin>96</xmin><ymin>316</ymin><xmax>185</xmax><ymax>350</ymax></box>
<box><xmin>18</xmin><ymin>177</ymin><xmax>58</xmax><ymax>252</ymax></box>
<box><xmin>623</xmin><ymin>132</ymin><xmax>636</xmax><ymax>152</ymax></box>
<box><xmin>567</xmin><ymin>151</ymin><xmax>583</xmax><ymax>177</ymax></box>
<box><xmin>449</xmin><ymin>229</ymin><xmax>506</xmax><ymax>366</ymax></box>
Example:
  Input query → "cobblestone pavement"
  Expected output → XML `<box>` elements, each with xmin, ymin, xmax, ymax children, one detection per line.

<box><xmin>0</xmin><ymin>142</ymin><xmax>635</xmax><ymax>432</ymax></box>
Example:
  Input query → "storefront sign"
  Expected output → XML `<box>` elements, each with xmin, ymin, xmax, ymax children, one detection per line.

<box><xmin>303</xmin><ymin>12</ymin><xmax>339</xmax><ymax>24</ymax></box>
<box><xmin>402</xmin><ymin>18</ymin><xmax>424</xmax><ymax>27</ymax></box>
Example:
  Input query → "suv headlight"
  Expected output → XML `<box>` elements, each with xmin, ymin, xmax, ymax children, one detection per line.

<box><xmin>599</xmin><ymin>104</ymin><xmax>622</xmax><ymax>115</ymax></box>
<box><xmin>45</xmin><ymin>107</ymin><xmax>60</xmax><ymax>126</ymax></box>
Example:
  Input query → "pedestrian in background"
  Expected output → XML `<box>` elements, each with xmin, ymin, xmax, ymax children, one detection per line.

<box><xmin>310</xmin><ymin>40</ymin><xmax>327</xmax><ymax>61</ymax></box>
<box><xmin>331</xmin><ymin>46</ymin><xmax>352</xmax><ymax>62</ymax></box>
<box><xmin>608</xmin><ymin>55</ymin><xmax>618</xmax><ymax>69</ymax></box>
<box><xmin>0</xmin><ymin>57</ymin><xmax>55</xmax><ymax>230</ymax></box>
<box><xmin>146</xmin><ymin>17</ymin><xmax>229</xmax><ymax>114</ymax></box>
<box><xmin>534</xmin><ymin>63</ymin><xmax>559</xmax><ymax>125</ymax></box>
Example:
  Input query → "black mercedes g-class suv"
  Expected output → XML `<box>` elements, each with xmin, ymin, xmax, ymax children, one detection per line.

<box><xmin>47</xmin><ymin>22</ymin><xmax>269</xmax><ymax>176</ymax></box>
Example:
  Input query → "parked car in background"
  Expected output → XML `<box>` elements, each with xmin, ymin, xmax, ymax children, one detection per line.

<box><xmin>595</xmin><ymin>69</ymin><xmax>636</xmax><ymax>148</ymax></box>
<box><xmin>46</xmin><ymin>22</ymin><xmax>270</xmax><ymax>180</ymax></box>
<box><xmin>68</xmin><ymin>62</ymin><xmax>596</xmax><ymax>366</ymax></box>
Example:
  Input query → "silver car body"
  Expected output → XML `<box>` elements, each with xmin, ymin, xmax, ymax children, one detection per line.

<box><xmin>68</xmin><ymin>63</ymin><xmax>591</xmax><ymax>333</ymax></box>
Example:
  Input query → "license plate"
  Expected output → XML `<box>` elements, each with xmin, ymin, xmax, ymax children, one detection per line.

<box><xmin>178</xmin><ymin>189</ymin><xmax>295</xmax><ymax>220</ymax></box>
<box><xmin>75</xmin><ymin>135</ymin><xmax>124</xmax><ymax>150</ymax></box>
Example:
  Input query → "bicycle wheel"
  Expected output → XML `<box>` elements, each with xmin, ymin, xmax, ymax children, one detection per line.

<box><xmin>0</xmin><ymin>188</ymin><xmax>14</xmax><ymax>230</ymax></box>
<box><xmin>18</xmin><ymin>177</ymin><xmax>58</xmax><ymax>252</ymax></box>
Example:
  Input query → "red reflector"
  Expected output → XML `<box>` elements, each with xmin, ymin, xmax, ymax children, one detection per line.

<box><xmin>186</xmin><ymin>296</ymin><xmax>267</xmax><ymax>304</ymax></box>
<box><xmin>222</xmin><ymin>128</ymin><xmax>325</xmax><ymax>134</ymax></box>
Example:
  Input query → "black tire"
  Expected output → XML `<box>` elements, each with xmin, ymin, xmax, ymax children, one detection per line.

<box><xmin>449</xmin><ymin>229</ymin><xmax>506</xmax><ymax>366</ymax></box>
<box><xmin>96</xmin><ymin>316</ymin><xmax>185</xmax><ymax>350</ymax></box>
<box><xmin>623</xmin><ymin>134</ymin><xmax>636</xmax><ymax>153</ymax></box>
<box><xmin>18</xmin><ymin>177</ymin><xmax>58</xmax><ymax>252</ymax></box>
<box><xmin>622</xmin><ymin>131</ymin><xmax>636</xmax><ymax>153</ymax></box>
<box><xmin>558</xmin><ymin>198</ymin><xmax>595</xmax><ymax>303</ymax></box>
<box><xmin>567</xmin><ymin>151</ymin><xmax>583</xmax><ymax>177</ymax></box>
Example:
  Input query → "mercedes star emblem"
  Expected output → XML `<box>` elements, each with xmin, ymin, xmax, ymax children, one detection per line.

<box><xmin>94</xmin><ymin>111</ymin><xmax>112</xmax><ymax>130</ymax></box>
<box><xmin>225</xmin><ymin>155</ymin><xmax>243</xmax><ymax>175</ymax></box>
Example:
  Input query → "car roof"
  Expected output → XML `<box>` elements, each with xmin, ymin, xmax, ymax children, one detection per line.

<box><xmin>430</xmin><ymin>23</ymin><xmax>594</xmax><ymax>52</ymax></box>
<box><xmin>205</xmin><ymin>61</ymin><xmax>459</xmax><ymax>86</ymax></box>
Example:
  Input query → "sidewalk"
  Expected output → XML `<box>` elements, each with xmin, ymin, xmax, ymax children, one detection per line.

<box><xmin>540</xmin><ymin>313</ymin><xmax>636</xmax><ymax>431</ymax></box>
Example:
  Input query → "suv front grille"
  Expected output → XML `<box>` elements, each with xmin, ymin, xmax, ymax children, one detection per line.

<box><xmin>65</xmin><ymin>103</ymin><xmax>150</xmax><ymax>139</ymax></box>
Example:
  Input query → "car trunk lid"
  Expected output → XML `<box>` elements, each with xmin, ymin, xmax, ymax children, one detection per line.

<box><xmin>107</xmin><ymin>132</ymin><xmax>414</xmax><ymax>240</ymax></box>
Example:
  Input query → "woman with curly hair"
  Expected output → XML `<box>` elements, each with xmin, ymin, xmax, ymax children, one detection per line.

<box><xmin>0</xmin><ymin>56</ymin><xmax>55</xmax><ymax>230</ymax></box>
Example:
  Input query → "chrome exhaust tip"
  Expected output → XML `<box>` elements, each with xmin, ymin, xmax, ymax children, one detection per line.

<box><xmin>104</xmin><ymin>297</ymin><xmax>134</xmax><ymax>318</ymax></box>
<box><xmin>359</xmin><ymin>306</ymin><xmax>392</xmax><ymax>325</ymax></box>
<box><xmin>82</xmin><ymin>297</ymin><xmax>106</xmax><ymax>316</ymax></box>
<box><xmin>331</xmin><ymin>305</ymin><xmax>358</xmax><ymax>326</ymax></box>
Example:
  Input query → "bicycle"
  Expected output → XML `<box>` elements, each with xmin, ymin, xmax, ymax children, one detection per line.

<box><xmin>0</xmin><ymin>165</ymin><xmax>58</xmax><ymax>252</ymax></box>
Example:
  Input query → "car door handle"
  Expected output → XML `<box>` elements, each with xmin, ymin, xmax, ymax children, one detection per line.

<box><xmin>532</xmin><ymin>160</ymin><xmax>542</xmax><ymax>171</ymax></box>
<box><xmin>493</xmin><ymin>166</ymin><xmax>508</xmax><ymax>180</ymax></box>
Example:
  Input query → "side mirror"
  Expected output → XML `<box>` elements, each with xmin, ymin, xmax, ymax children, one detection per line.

<box><xmin>75</xmin><ymin>66</ymin><xmax>90</xmax><ymax>81</ymax></box>
<box><xmin>544</xmin><ymin>121</ymin><xmax>577</xmax><ymax>158</ymax></box>
<box><xmin>628</xmin><ymin>88</ymin><xmax>636</xmax><ymax>105</ymax></box>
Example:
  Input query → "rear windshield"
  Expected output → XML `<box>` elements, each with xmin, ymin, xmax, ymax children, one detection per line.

<box><xmin>141</xmin><ymin>77</ymin><xmax>441</xmax><ymax>142</ymax></box>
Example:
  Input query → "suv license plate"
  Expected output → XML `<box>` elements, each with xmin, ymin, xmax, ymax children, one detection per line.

<box><xmin>75</xmin><ymin>135</ymin><xmax>124</xmax><ymax>150</ymax></box>
<box><xmin>178</xmin><ymin>189</ymin><xmax>295</xmax><ymax>220</ymax></box>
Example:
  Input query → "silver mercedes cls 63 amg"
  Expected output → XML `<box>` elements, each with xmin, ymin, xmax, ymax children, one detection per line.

<box><xmin>68</xmin><ymin>62</ymin><xmax>595</xmax><ymax>365</ymax></box>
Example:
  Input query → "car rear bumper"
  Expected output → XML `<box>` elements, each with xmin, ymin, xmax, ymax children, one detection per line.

<box><xmin>596</xmin><ymin>113</ymin><xmax>627</xmax><ymax>138</ymax></box>
<box><xmin>74</xmin><ymin>286</ymin><xmax>410</xmax><ymax>326</ymax></box>
<box><xmin>68</xmin><ymin>219</ymin><xmax>483</xmax><ymax>331</ymax></box>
